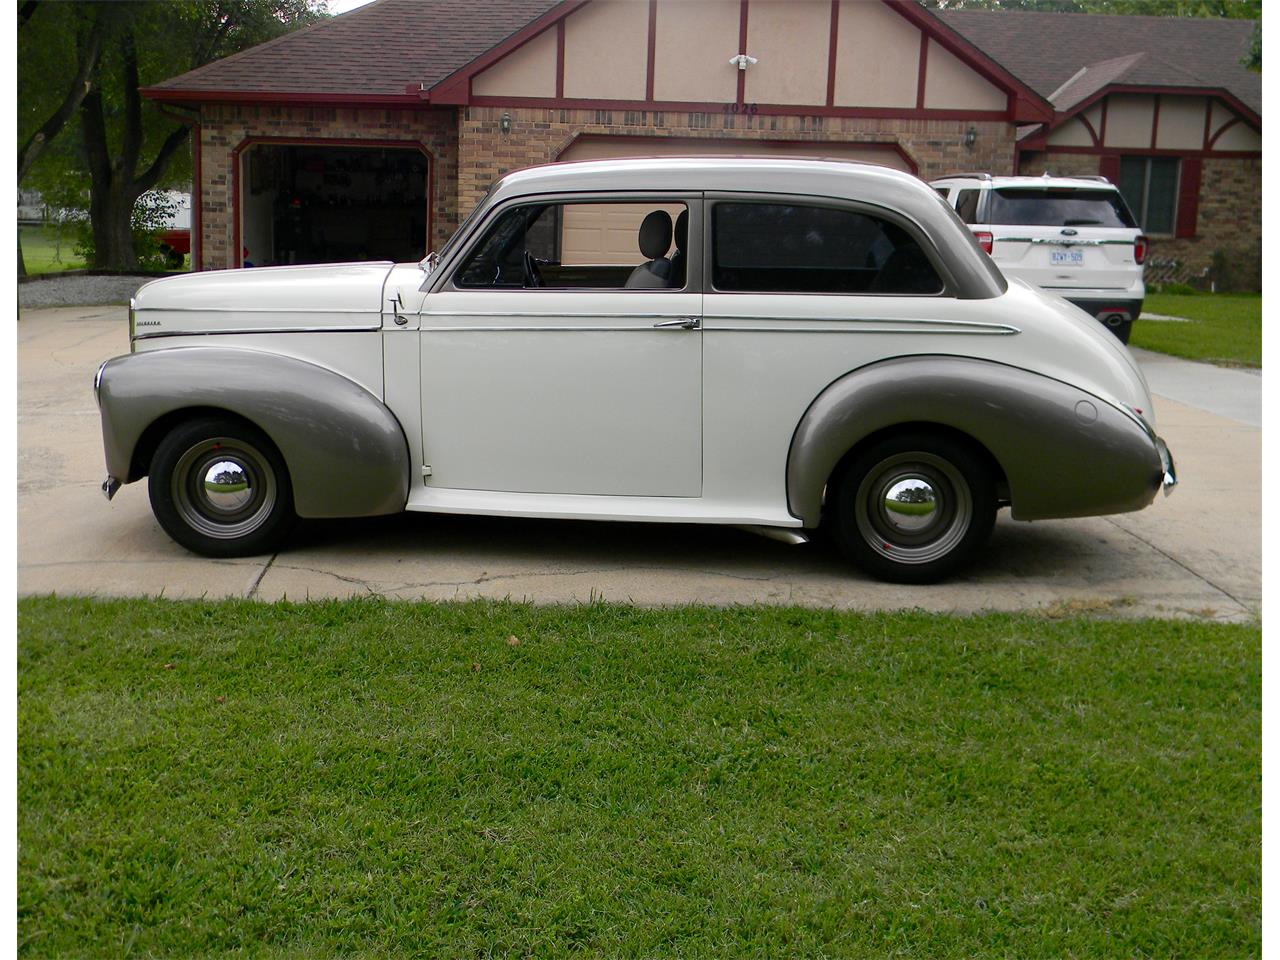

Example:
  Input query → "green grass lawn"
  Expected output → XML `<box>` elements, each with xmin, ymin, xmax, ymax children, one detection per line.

<box><xmin>18</xmin><ymin>223</ymin><xmax>86</xmax><ymax>274</ymax></box>
<box><xmin>19</xmin><ymin>597</ymin><xmax>1259</xmax><ymax>957</ymax></box>
<box><xmin>1132</xmin><ymin>292</ymin><xmax>1261</xmax><ymax>367</ymax></box>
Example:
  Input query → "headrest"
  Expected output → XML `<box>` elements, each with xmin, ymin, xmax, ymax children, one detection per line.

<box><xmin>638</xmin><ymin>210</ymin><xmax>673</xmax><ymax>260</ymax></box>
<box><xmin>673</xmin><ymin>209</ymin><xmax>689</xmax><ymax>252</ymax></box>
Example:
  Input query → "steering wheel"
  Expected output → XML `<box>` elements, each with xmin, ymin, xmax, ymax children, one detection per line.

<box><xmin>523</xmin><ymin>251</ymin><xmax>544</xmax><ymax>288</ymax></box>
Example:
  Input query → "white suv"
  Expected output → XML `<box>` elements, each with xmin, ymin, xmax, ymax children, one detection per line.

<box><xmin>930</xmin><ymin>173</ymin><xmax>1146</xmax><ymax>343</ymax></box>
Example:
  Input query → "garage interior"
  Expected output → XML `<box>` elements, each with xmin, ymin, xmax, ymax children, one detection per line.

<box><xmin>240</xmin><ymin>144</ymin><xmax>428</xmax><ymax>267</ymax></box>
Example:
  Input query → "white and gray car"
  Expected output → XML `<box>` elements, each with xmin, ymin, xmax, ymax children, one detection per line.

<box><xmin>930</xmin><ymin>173</ymin><xmax>1147</xmax><ymax>343</ymax></box>
<box><xmin>96</xmin><ymin>158</ymin><xmax>1175</xmax><ymax>583</ymax></box>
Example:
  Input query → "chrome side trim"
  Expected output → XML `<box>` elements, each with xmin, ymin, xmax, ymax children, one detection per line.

<box><xmin>132</xmin><ymin>325</ymin><xmax>382</xmax><ymax>340</ymax></box>
<box><xmin>422</xmin><ymin>326</ymin><xmax>684</xmax><ymax>333</ymax></box>
<box><xmin>133</xmin><ymin>305</ymin><xmax>380</xmax><ymax>314</ymax></box>
<box><xmin>705</xmin><ymin>324</ymin><xmax>1019</xmax><ymax>336</ymax></box>
<box><xmin>420</xmin><ymin>311</ymin><xmax>699</xmax><ymax>319</ymax></box>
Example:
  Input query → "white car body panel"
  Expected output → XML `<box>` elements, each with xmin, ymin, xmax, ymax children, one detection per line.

<box><xmin>103</xmin><ymin>159</ymin><xmax>1173</xmax><ymax>570</ymax></box>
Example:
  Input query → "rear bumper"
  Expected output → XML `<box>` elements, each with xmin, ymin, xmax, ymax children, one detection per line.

<box><xmin>1065</xmin><ymin>297</ymin><xmax>1143</xmax><ymax>342</ymax></box>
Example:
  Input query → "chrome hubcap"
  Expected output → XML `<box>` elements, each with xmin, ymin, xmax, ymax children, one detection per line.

<box><xmin>855</xmin><ymin>453</ymin><xmax>972</xmax><ymax>565</ymax></box>
<box><xmin>172</xmin><ymin>438</ymin><xmax>276</xmax><ymax>540</ymax></box>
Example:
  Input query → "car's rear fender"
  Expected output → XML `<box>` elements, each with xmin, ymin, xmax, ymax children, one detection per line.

<box><xmin>96</xmin><ymin>347</ymin><xmax>410</xmax><ymax>519</ymax></box>
<box><xmin>786</xmin><ymin>355</ymin><xmax>1163</xmax><ymax>526</ymax></box>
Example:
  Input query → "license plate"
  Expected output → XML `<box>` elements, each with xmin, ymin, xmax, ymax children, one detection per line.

<box><xmin>1050</xmin><ymin>249</ymin><xmax>1084</xmax><ymax>266</ymax></box>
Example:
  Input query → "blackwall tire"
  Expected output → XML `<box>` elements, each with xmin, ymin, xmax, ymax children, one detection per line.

<box><xmin>148</xmin><ymin>416</ymin><xmax>297</xmax><ymax>558</ymax></box>
<box><xmin>830</xmin><ymin>432</ymin><xmax>996</xmax><ymax>584</ymax></box>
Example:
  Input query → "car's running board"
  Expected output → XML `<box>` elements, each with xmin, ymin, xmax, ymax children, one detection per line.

<box><xmin>733</xmin><ymin>525</ymin><xmax>810</xmax><ymax>545</ymax></box>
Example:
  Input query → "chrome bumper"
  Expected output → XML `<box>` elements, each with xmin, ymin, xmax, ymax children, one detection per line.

<box><xmin>1156</xmin><ymin>437</ymin><xmax>1177</xmax><ymax>496</ymax></box>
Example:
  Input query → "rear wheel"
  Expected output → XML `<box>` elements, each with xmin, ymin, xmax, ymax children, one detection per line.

<box><xmin>829</xmin><ymin>432</ymin><xmax>996</xmax><ymax>583</ymax></box>
<box><xmin>148</xmin><ymin>416</ymin><xmax>296</xmax><ymax>557</ymax></box>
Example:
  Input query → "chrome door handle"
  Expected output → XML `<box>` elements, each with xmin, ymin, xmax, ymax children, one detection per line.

<box><xmin>653</xmin><ymin>317</ymin><xmax>701</xmax><ymax>330</ymax></box>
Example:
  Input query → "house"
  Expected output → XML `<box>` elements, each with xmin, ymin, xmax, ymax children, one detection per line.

<box><xmin>142</xmin><ymin>0</ymin><xmax>1260</xmax><ymax>286</ymax></box>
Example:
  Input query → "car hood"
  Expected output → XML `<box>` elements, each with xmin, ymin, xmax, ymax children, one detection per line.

<box><xmin>131</xmin><ymin>262</ymin><xmax>395</xmax><ymax>338</ymax></box>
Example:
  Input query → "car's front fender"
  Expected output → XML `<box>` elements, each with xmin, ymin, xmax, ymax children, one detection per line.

<box><xmin>786</xmin><ymin>355</ymin><xmax>1164</xmax><ymax>526</ymax></box>
<box><xmin>97</xmin><ymin>347</ymin><xmax>410</xmax><ymax>519</ymax></box>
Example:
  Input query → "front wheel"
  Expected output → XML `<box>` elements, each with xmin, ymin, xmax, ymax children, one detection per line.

<box><xmin>829</xmin><ymin>432</ymin><xmax>996</xmax><ymax>584</ymax></box>
<box><xmin>148</xmin><ymin>416</ymin><xmax>297</xmax><ymax>558</ymax></box>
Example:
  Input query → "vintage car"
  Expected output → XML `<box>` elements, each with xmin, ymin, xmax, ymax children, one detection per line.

<box><xmin>95</xmin><ymin>158</ymin><xmax>1176</xmax><ymax>583</ymax></box>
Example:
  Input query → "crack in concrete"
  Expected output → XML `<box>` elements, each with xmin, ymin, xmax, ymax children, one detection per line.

<box><xmin>1102</xmin><ymin>516</ymin><xmax>1253</xmax><ymax>614</ymax></box>
<box><xmin>247</xmin><ymin>553</ymin><xmax>278</xmax><ymax>599</ymax></box>
<box><xmin>261</xmin><ymin>560</ymin><xmax>785</xmax><ymax>596</ymax></box>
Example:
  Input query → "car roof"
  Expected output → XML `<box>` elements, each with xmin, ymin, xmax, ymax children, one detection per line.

<box><xmin>489</xmin><ymin>156</ymin><xmax>933</xmax><ymax>207</ymax></box>
<box><xmin>931</xmin><ymin>174</ymin><xmax>1120</xmax><ymax>191</ymax></box>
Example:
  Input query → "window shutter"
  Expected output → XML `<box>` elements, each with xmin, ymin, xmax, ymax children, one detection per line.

<box><xmin>1098</xmin><ymin>154</ymin><xmax>1120</xmax><ymax>184</ymax></box>
<box><xmin>1175</xmin><ymin>156</ymin><xmax>1202</xmax><ymax>239</ymax></box>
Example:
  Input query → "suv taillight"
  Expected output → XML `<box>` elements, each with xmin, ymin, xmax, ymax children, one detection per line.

<box><xmin>974</xmin><ymin>231</ymin><xmax>994</xmax><ymax>255</ymax></box>
<box><xmin>1134</xmin><ymin>235</ymin><xmax>1148</xmax><ymax>265</ymax></box>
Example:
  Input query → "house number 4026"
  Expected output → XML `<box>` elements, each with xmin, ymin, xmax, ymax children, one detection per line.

<box><xmin>722</xmin><ymin>102</ymin><xmax>760</xmax><ymax>115</ymax></box>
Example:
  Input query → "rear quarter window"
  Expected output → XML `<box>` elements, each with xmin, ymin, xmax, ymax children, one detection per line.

<box><xmin>712</xmin><ymin>202</ymin><xmax>943</xmax><ymax>296</ymax></box>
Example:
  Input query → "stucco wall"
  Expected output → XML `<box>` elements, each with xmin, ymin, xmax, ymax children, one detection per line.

<box><xmin>196</xmin><ymin>103</ymin><xmax>458</xmax><ymax>270</ymax></box>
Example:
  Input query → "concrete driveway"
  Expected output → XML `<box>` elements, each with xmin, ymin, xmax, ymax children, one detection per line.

<box><xmin>19</xmin><ymin>305</ymin><xmax>1261</xmax><ymax>621</ymax></box>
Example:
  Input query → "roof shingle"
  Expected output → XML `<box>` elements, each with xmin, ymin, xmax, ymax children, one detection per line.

<box><xmin>938</xmin><ymin>9</ymin><xmax>1260</xmax><ymax>117</ymax></box>
<box><xmin>148</xmin><ymin>0</ymin><xmax>560</xmax><ymax>98</ymax></box>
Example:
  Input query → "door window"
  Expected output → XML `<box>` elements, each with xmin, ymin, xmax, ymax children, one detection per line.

<box><xmin>954</xmin><ymin>189</ymin><xmax>981</xmax><ymax>224</ymax></box>
<box><xmin>711</xmin><ymin>202</ymin><xmax>943</xmax><ymax>295</ymax></box>
<box><xmin>454</xmin><ymin>200</ymin><xmax>690</xmax><ymax>290</ymax></box>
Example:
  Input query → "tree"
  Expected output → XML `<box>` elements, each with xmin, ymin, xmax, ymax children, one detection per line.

<box><xmin>18</xmin><ymin>0</ymin><xmax>325</xmax><ymax>272</ymax></box>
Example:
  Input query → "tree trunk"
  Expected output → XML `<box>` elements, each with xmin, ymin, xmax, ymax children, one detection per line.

<box><xmin>18</xmin><ymin>231</ymin><xmax>27</xmax><ymax>278</ymax></box>
<box><xmin>89</xmin><ymin>185</ymin><xmax>140</xmax><ymax>272</ymax></box>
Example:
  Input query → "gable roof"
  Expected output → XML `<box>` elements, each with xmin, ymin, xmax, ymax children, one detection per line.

<box><xmin>939</xmin><ymin>9</ymin><xmax>1260</xmax><ymax>119</ymax></box>
<box><xmin>145</xmin><ymin>0</ymin><xmax>561</xmax><ymax>102</ymax></box>
<box><xmin>146</xmin><ymin>0</ymin><xmax>1260</xmax><ymax>128</ymax></box>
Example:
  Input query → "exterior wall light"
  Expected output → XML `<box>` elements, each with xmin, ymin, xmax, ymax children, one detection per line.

<box><xmin>964</xmin><ymin>126</ymin><xmax>977</xmax><ymax>150</ymax></box>
<box><xmin>500</xmin><ymin>113</ymin><xmax>512</xmax><ymax>135</ymax></box>
<box><xmin>728</xmin><ymin>54</ymin><xmax>758</xmax><ymax>71</ymax></box>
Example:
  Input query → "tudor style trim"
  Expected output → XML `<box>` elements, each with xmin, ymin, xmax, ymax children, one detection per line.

<box><xmin>420</xmin><ymin>0</ymin><xmax>1053</xmax><ymax>123</ymax></box>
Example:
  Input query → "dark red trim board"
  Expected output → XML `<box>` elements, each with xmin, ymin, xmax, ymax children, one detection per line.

<box><xmin>736</xmin><ymin>0</ymin><xmax>748</xmax><ymax>105</ymax></box>
<box><xmin>645</xmin><ymin>0</ymin><xmax>657</xmax><ymax>102</ymax></box>
<box><xmin>825</xmin><ymin>0</ymin><xmax>839</xmax><ymax>108</ymax></box>
<box><xmin>915</xmin><ymin>33</ymin><xmax>928</xmax><ymax>110</ymax></box>
<box><xmin>1175</xmin><ymin>156</ymin><xmax>1202</xmax><ymax>238</ymax></box>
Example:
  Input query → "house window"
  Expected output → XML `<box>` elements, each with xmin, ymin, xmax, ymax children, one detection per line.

<box><xmin>1118</xmin><ymin>157</ymin><xmax>1179</xmax><ymax>235</ymax></box>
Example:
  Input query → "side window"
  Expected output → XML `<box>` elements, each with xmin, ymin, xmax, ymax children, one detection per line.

<box><xmin>955</xmin><ymin>189</ymin><xmax>981</xmax><ymax>224</ymax></box>
<box><xmin>711</xmin><ymin>202</ymin><xmax>943</xmax><ymax>295</ymax></box>
<box><xmin>933</xmin><ymin>186</ymin><xmax>951</xmax><ymax>199</ymax></box>
<box><xmin>454</xmin><ymin>200</ymin><xmax>689</xmax><ymax>290</ymax></box>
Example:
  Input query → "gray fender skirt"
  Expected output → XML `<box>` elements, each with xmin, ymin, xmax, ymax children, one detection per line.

<box><xmin>98</xmin><ymin>347</ymin><xmax>410</xmax><ymax>519</ymax></box>
<box><xmin>786</xmin><ymin>355</ymin><xmax>1163</xmax><ymax>526</ymax></box>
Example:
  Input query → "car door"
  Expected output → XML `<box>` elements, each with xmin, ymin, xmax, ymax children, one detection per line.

<box><xmin>417</xmin><ymin>195</ymin><xmax>703</xmax><ymax>498</ymax></box>
<box><xmin>699</xmin><ymin>195</ymin><xmax>957</xmax><ymax>507</ymax></box>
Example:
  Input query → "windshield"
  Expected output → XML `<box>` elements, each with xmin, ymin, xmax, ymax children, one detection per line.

<box><xmin>986</xmin><ymin>188</ymin><xmax>1136</xmax><ymax>228</ymax></box>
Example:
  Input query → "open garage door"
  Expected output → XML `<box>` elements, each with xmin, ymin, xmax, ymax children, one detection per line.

<box><xmin>557</xmin><ymin>135</ymin><xmax>914</xmax><ymax>172</ymax></box>
<box><xmin>240</xmin><ymin>143</ymin><xmax>428</xmax><ymax>267</ymax></box>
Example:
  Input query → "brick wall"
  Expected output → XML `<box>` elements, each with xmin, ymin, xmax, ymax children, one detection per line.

<box><xmin>197</xmin><ymin>103</ymin><xmax>457</xmax><ymax>270</ymax></box>
<box><xmin>1157</xmin><ymin>157</ymin><xmax>1261</xmax><ymax>290</ymax></box>
<box><xmin>456</xmin><ymin>106</ymin><xmax>1017</xmax><ymax>215</ymax></box>
<box><xmin>1020</xmin><ymin>150</ymin><xmax>1261</xmax><ymax>290</ymax></box>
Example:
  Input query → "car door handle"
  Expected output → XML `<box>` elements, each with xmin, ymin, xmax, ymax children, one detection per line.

<box><xmin>653</xmin><ymin>317</ymin><xmax>701</xmax><ymax>330</ymax></box>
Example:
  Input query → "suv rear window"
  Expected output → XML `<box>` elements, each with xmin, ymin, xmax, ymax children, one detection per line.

<box><xmin>986</xmin><ymin>188</ymin><xmax>1136</xmax><ymax>228</ymax></box>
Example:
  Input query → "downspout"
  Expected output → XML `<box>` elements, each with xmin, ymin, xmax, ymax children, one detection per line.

<box><xmin>156</xmin><ymin>103</ymin><xmax>202</xmax><ymax>272</ymax></box>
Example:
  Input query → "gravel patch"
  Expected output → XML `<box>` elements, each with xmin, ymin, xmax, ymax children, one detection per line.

<box><xmin>18</xmin><ymin>273</ymin><xmax>166</xmax><ymax>310</ymax></box>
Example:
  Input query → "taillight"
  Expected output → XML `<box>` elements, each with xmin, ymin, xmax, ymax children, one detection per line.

<box><xmin>974</xmin><ymin>230</ymin><xmax>994</xmax><ymax>255</ymax></box>
<box><xmin>1134</xmin><ymin>235</ymin><xmax>1148</xmax><ymax>265</ymax></box>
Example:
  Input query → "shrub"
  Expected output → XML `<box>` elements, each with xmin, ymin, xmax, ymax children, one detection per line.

<box><xmin>73</xmin><ymin>190</ymin><xmax>179</xmax><ymax>271</ymax></box>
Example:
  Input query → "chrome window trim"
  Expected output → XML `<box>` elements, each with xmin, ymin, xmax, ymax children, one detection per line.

<box><xmin>703</xmin><ymin>192</ymin><xmax>959</xmax><ymax>299</ymax></box>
